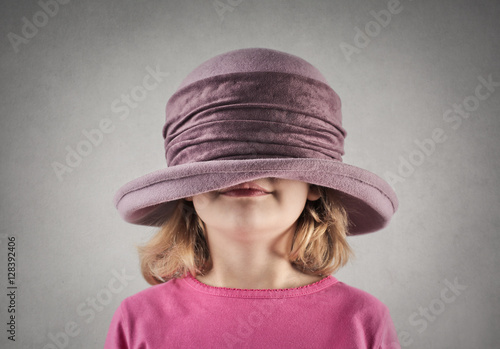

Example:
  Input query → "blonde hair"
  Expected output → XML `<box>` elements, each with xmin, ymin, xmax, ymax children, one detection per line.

<box><xmin>137</xmin><ymin>185</ymin><xmax>355</xmax><ymax>285</ymax></box>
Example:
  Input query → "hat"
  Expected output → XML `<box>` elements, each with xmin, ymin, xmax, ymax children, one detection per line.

<box><xmin>113</xmin><ymin>48</ymin><xmax>398</xmax><ymax>235</ymax></box>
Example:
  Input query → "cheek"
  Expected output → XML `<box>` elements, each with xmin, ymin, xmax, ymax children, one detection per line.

<box><xmin>267</xmin><ymin>189</ymin><xmax>308</xmax><ymax>220</ymax></box>
<box><xmin>283</xmin><ymin>196</ymin><xmax>309</xmax><ymax>220</ymax></box>
<box><xmin>192</xmin><ymin>192</ymin><xmax>217</xmax><ymax>215</ymax></box>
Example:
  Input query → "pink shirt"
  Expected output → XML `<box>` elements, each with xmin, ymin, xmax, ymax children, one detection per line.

<box><xmin>104</xmin><ymin>274</ymin><xmax>400</xmax><ymax>348</ymax></box>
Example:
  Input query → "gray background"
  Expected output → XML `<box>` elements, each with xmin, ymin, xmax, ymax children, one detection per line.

<box><xmin>1</xmin><ymin>0</ymin><xmax>499</xmax><ymax>348</ymax></box>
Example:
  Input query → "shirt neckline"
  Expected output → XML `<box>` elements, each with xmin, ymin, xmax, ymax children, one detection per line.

<box><xmin>181</xmin><ymin>273</ymin><xmax>338</xmax><ymax>298</ymax></box>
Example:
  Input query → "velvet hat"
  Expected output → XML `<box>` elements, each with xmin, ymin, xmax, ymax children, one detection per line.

<box><xmin>113</xmin><ymin>48</ymin><xmax>398</xmax><ymax>234</ymax></box>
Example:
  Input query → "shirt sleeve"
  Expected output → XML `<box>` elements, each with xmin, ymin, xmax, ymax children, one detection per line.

<box><xmin>378</xmin><ymin>307</ymin><xmax>401</xmax><ymax>349</ymax></box>
<box><xmin>104</xmin><ymin>301</ymin><xmax>130</xmax><ymax>349</ymax></box>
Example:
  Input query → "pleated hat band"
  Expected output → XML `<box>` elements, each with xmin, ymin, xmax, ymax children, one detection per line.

<box><xmin>162</xmin><ymin>71</ymin><xmax>347</xmax><ymax>167</ymax></box>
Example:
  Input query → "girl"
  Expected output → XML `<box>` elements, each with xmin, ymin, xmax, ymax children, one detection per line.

<box><xmin>105</xmin><ymin>48</ymin><xmax>400</xmax><ymax>348</ymax></box>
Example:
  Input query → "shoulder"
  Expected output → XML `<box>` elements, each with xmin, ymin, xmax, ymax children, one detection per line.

<box><xmin>119</xmin><ymin>277</ymin><xmax>185</xmax><ymax>311</ymax></box>
<box><xmin>323</xmin><ymin>278</ymin><xmax>391</xmax><ymax>318</ymax></box>
<box><xmin>321</xmin><ymin>279</ymin><xmax>399</xmax><ymax>347</ymax></box>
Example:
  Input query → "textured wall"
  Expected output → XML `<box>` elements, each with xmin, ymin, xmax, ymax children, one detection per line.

<box><xmin>0</xmin><ymin>0</ymin><xmax>499</xmax><ymax>348</ymax></box>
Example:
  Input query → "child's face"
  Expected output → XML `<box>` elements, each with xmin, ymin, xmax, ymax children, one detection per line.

<box><xmin>185</xmin><ymin>178</ymin><xmax>320</xmax><ymax>242</ymax></box>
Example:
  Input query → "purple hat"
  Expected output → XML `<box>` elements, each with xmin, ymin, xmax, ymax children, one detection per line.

<box><xmin>113</xmin><ymin>48</ymin><xmax>398</xmax><ymax>235</ymax></box>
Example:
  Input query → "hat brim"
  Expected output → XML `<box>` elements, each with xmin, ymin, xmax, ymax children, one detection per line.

<box><xmin>113</xmin><ymin>158</ymin><xmax>398</xmax><ymax>235</ymax></box>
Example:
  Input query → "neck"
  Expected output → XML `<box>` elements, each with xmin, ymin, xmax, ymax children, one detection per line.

<box><xmin>195</xmin><ymin>225</ymin><xmax>325</xmax><ymax>289</ymax></box>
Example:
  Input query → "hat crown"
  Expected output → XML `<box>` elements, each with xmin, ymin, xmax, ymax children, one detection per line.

<box><xmin>162</xmin><ymin>48</ymin><xmax>346</xmax><ymax>167</ymax></box>
<box><xmin>178</xmin><ymin>48</ymin><xmax>330</xmax><ymax>89</ymax></box>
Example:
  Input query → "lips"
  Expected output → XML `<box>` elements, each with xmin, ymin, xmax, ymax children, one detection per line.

<box><xmin>220</xmin><ymin>181</ymin><xmax>270</xmax><ymax>194</ymax></box>
<box><xmin>221</xmin><ymin>189</ymin><xmax>270</xmax><ymax>197</ymax></box>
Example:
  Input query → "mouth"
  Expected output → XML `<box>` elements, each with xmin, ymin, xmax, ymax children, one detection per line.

<box><xmin>219</xmin><ymin>181</ymin><xmax>271</xmax><ymax>197</ymax></box>
<box><xmin>220</xmin><ymin>189</ymin><xmax>271</xmax><ymax>197</ymax></box>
